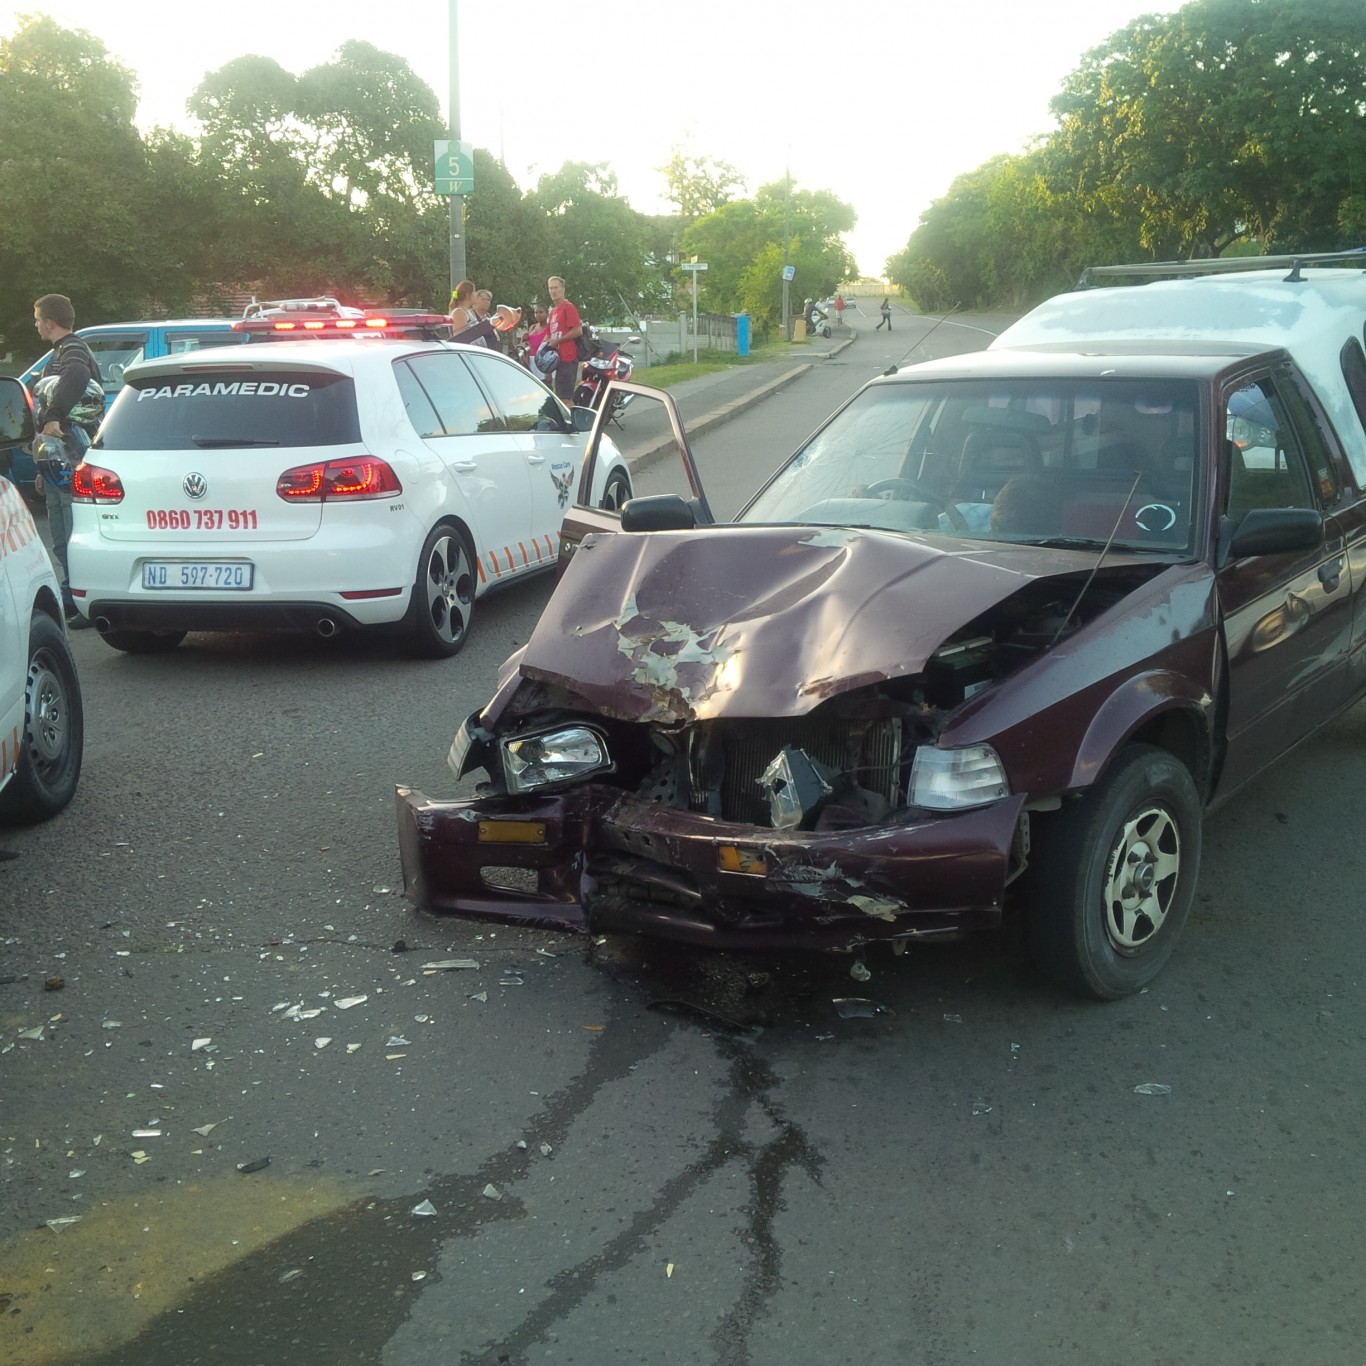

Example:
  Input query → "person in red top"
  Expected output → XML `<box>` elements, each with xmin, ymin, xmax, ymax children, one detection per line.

<box><xmin>546</xmin><ymin>275</ymin><xmax>583</xmax><ymax>404</ymax></box>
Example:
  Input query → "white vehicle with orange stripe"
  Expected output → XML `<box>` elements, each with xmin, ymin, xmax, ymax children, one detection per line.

<box><xmin>0</xmin><ymin>377</ymin><xmax>84</xmax><ymax>822</ymax></box>
<box><xmin>66</xmin><ymin>336</ymin><xmax>631</xmax><ymax>657</ymax></box>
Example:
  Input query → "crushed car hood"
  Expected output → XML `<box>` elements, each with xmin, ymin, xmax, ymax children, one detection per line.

<box><xmin>519</xmin><ymin>525</ymin><xmax>1142</xmax><ymax>723</ymax></box>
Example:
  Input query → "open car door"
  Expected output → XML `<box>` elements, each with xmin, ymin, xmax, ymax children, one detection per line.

<box><xmin>559</xmin><ymin>381</ymin><xmax>715</xmax><ymax>572</ymax></box>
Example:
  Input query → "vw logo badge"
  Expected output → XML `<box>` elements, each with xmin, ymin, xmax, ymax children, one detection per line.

<box><xmin>183</xmin><ymin>473</ymin><xmax>208</xmax><ymax>500</ymax></box>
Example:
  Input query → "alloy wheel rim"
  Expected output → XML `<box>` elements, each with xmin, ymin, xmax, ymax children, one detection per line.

<box><xmin>425</xmin><ymin>536</ymin><xmax>473</xmax><ymax>644</ymax></box>
<box><xmin>1102</xmin><ymin>804</ymin><xmax>1180</xmax><ymax>952</ymax></box>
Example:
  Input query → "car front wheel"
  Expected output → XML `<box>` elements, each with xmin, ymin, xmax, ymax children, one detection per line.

<box><xmin>407</xmin><ymin>524</ymin><xmax>475</xmax><ymax>658</ymax></box>
<box><xmin>1027</xmin><ymin>744</ymin><xmax>1201</xmax><ymax>1000</ymax></box>
<box><xmin>0</xmin><ymin>612</ymin><xmax>84</xmax><ymax>824</ymax></box>
<box><xmin>601</xmin><ymin>469</ymin><xmax>632</xmax><ymax>512</ymax></box>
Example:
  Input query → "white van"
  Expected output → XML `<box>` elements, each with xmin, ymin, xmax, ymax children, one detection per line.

<box><xmin>0</xmin><ymin>376</ymin><xmax>83</xmax><ymax>821</ymax></box>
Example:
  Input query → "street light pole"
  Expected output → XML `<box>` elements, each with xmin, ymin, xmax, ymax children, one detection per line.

<box><xmin>447</xmin><ymin>0</ymin><xmax>465</xmax><ymax>292</ymax></box>
<box><xmin>782</xmin><ymin>164</ymin><xmax>791</xmax><ymax>342</ymax></box>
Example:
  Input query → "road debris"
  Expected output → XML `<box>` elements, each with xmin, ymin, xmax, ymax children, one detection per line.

<box><xmin>130</xmin><ymin>1151</ymin><xmax>151</xmax><ymax>1165</ymax></box>
<box><xmin>17</xmin><ymin>1025</ymin><xmax>44</xmax><ymax>1040</ymax></box>
<box><xmin>1133</xmin><ymin>1083</ymin><xmax>1172</xmax><ymax>1096</ymax></box>
<box><xmin>131</xmin><ymin>1129</ymin><xmax>162</xmax><ymax>1138</ymax></box>
<box><xmin>482</xmin><ymin>1184</ymin><xmax>502</xmax><ymax>1201</ymax></box>
<box><xmin>191</xmin><ymin>1038</ymin><xmax>212</xmax><ymax>1051</ymax></box>
<box><xmin>832</xmin><ymin>998</ymin><xmax>891</xmax><ymax>1019</ymax></box>
<box><xmin>45</xmin><ymin>1216</ymin><xmax>83</xmax><ymax>1232</ymax></box>
<box><xmin>468</xmin><ymin>992</ymin><xmax>488</xmax><ymax>1003</ymax></box>
<box><xmin>411</xmin><ymin>1199</ymin><xmax>437</xmax><ymax>1217</ymax></box>
<box><xmin>315</xmin><ymin>1037</ymin><xmax>332</xmax><ymax>1049</ymax></box>
<box><xmin>279</xmin><ymin>1268</ymin><xmax>303</xmax><ymax>1284</ymax></box>
<box><xmin>849</xmin><ymin>960</ymin><xmax>871</xmax><ymax>982</ymax></box>
<box><xmin>335</xmin><ymin>996</ymin><xmax>368</xmax><ymax>1010</ymax></box>
<box><xmin>386</xmin><ymin>1036</ymin><xmax>411</xmax><ymax>1047</ymax></box>
<box><xmin>422</xmin><ymin>959</ymin><xmax>479</xmax><ymax>972</ymax></box>
<box><xmin>647</xmin><ymin>999</ymin><xmax>754</xmax><ymax>1035</ymax></box>
<box><xmin>192</xmin><ymin>1123</ymin><xmax>218</xmax><ymax>1137</ymax></box>
<box><xmin>44</xmin><ymin>976</ymin><xmax>64</xmax><ymax>991</ymax></box>
<box><xmin>237</xmin><ymin>1156</ymin><xmax>271</xmax><ymax>1174</ymax></box>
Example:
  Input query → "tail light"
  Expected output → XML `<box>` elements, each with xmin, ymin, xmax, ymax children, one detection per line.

<box><xmin>276</xmin><ymin>457</ymin><xmax>402</xmax><ymax>502</ymax></box>
<box><xmin>71</xmin><ymin>462</ymin><xmax>125</xmax><ymax>502</ymax></box>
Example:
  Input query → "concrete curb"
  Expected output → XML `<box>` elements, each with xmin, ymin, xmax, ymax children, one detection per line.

<box><xmin>624</xmin><ymin>331</ymin><xmax>858</xmax><ymax>468</ymax></box>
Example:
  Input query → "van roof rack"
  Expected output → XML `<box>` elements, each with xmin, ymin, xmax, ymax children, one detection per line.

<box><xmin>1077</xmin><ymin>249</ymin><xmax>1366</xmax><ymax>289</ymax></box>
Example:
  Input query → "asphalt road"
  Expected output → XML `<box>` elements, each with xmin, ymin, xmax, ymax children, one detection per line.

<box><xmin>2</xmin><ymin>304</ymin><xmax>1363</xmax><ymax>1366</ymax></box>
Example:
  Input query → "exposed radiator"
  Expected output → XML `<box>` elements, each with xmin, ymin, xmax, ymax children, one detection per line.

<box><xmin>689</xmin><ymin>717</ymin><xmax>901</xmax><ymax>824</ymax></box>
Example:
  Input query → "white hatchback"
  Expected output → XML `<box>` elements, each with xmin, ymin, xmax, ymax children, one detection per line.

<box><xmin>67</xmin><ymin>338</ymin><xmax>632</xmax><ymax>657</ymax></box>
<box><xmin>0</xmin><ymin>377</ymin><xmax>83</xmax><ymax>822</ymax></box>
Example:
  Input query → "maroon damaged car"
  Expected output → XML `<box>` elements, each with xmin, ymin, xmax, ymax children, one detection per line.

<box><xmin>397</xmin><ymin>256</ymin><xmax>1366</xmax><ymax>998</ymax></box>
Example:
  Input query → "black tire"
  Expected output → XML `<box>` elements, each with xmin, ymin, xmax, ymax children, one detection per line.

<box><xmin>406</xmin><ymin>523</ymin><xmax>475</xmax><ymax>659</ymax></box>
<box><xmin>0</xmin><ymin>613</ymin><xmax>83</xmax><ymax>824</ymax></box>
<box><xmin>601</xmin><ymin>469</ymin><xmax>632</xmax><ymax>512</ymax></box>
<box><xmin>1026</xmin><ymin>744</ymin><xmax>1201</xmax><ymax>1000</ymax></box>
<box><xmin>101</xmin><ymin>628</ymin><xmax>186</xmax><ymax>655</ymax></box>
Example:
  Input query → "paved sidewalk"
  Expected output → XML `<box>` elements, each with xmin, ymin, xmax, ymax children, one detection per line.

<box><xmin>612</xmin><ymin>327</ymin><xmax>856</xmax><ymax>466</ymax></box>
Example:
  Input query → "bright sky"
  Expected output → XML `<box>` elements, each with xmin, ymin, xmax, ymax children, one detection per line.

<box><xmin>11</xmin><ymin>0</ymin><xmax>1181</xmax><ymax>277</ymax></box>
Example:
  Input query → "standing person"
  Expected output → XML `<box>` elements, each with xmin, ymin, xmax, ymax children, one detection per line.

<box><xmin>31</xmin><ymin>293</ymin><xmax>101</xmax><ymax>627</ymax></box>
<box><xmin>546</xmin><ymin>275</ymin><xmax>583</xmax><ymax>405</ymax></box>
<box><xmin>448</xmin><ymin>279</ymin><xmax>499</xmax><ymax>348</ymax></box>
<box><xmin>524</xmin><ymin>303</ymin><xmax>551</xmax><ymax>371</ymax></box>
<box><xmin>877</xmin><ymin>296</ymin><xmax>892</xmax><ymax>331</ymax></box>
<box><xmin>834</xmin><ymin>293</ymin><xmax>846</xmax><ymax>326</ymax></box>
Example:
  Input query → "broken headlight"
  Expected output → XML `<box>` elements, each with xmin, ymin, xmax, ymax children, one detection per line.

<box><xmin>501</xmin><ymin>726</ymin><xmax>612</xmax><ymax>794</ymax></box>
<box><xmin>909</xmin><ymin>744</ymin><xmax>1008</xmax><ymax>810</ymax></box>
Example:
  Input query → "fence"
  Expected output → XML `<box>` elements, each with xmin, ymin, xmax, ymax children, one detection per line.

<box><xmin>593</xmin><ymin>312</ymin><xmax>742</xmax><ymax>370</ymax></box>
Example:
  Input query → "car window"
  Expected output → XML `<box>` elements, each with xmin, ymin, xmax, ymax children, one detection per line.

<box><xmin>462</xmin><ymin>351</ymin><xmax>566</xmax><ymax>432</ymax></box>
<box><xmin>82</xmin><ymin>332</ymin><xmax>150</xmax><ymax>390</ymax></box>
<box><xmin>166</xmin><ymin>329</ymin><xmax>248</xmax><ymax>356</ymax></box>
<box><xmin>97</xmin><ymin>370</ymin><xmax>361</xmax><ymax>450</ymax></box>
<box><xmin>741</xmin><ymin>377</ymin><xmax>1200</xmax><ymax>551</ymax></box>
<box><xmin>400</xmin><ymin>353</ymin><xmax>501</xmax><ymax>437</ymax></box>
<box><xmin>1223</xmin><ymin>375</ymin><xmax>1322</xmax><ymax>516</ymax></box>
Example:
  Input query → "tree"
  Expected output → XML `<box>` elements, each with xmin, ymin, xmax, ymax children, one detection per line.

<box><xmin>464</xmin><ymin>150</ymin><xmax>549</xmax><ymax>312</ymax></box>
<box><xmin>659</xmin><ymin>152</ymin><xmax>745</xmax><ymax>220</ymax></box>
<box><xmin>1049</xmin><ymin>0</ymin><xmax>1366</xmax><ymax>256</ymax></box>
<box><xmin>0</xmin><ymin>16</ymin><xmax>164</xmax><ymax>348</ymax></box>
<box><xmin>680</xmin><ymin>181</ymin><xmax>856</xmax><ymax>326</ymax></box>
<box><xmin>529</xmin><ymin>162</ymin><xmax>668</xmax><ymax>320</ymax></box>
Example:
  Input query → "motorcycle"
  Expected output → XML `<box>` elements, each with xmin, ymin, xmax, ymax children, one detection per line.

<box><xmin>573</xmin><ymin>336</ymin><xmax>640</xmax><ymax>425</ymax></box>
<box><xmin>804</xmin><ymin>302</ymin><xmax>832</xmax><ymax>339</ymax></box>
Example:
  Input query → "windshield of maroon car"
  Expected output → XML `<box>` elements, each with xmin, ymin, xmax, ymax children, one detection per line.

<box><xmin>741</xmin><ymin>378</ymin><xmax>1202</xmax><ymax>552</ymax></box>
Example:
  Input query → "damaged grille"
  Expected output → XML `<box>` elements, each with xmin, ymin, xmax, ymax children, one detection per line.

<box><xmin>689</xmin><ymin>716</ymin><xmax>901</xmax><ymax>824</ymax></box>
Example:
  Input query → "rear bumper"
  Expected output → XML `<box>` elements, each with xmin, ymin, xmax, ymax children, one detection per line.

<box><xmin>395</xmin><ymin>782</ymin><xmax>1028</xmax><ymax>952</ymax></box>
<box><xmin>81</xmin><ymin>597</ymin><xmax>403</xmax><ymax>633</ymax></box>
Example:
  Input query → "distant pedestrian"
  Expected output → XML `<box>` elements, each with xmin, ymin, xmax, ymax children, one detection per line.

<box><xmin>834</xmin><ymin>293</ymin><xmax>845</xmax><ymax>325</ymax></box>
<box><xmin>546</xmin><ymin>275</ymin><xmax>584</xmax><ymax>405</ymax></box>
<box><xmin>877</xmin><ymin>297</ymin><xmax>892</xmax><ymax>331</ymax></box>
<box><xmin>31</xmin><ymin>293</ymin><xmax>102</xmax><ymax>626</ymax></box>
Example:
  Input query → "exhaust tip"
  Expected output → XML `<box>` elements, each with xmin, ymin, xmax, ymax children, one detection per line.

<box><xmin>93</xmin><ymin>617</ymin><xmax>111</xmax><ymax>635</ymax></box>
<box><xmin>316</xmin><ymin>617</ymin><xmax>339</xmax><ymax>638</ymax></box>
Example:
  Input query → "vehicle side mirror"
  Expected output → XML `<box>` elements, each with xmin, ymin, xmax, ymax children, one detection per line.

<box><xmin>621</xmin><ymin>494</ymin><xmax>697</xmax><ymax>532</ymax></box>
<box><xmin>0</xmin><ymin>376</ymin><xmax>35</xmax><ymax>450</ymax></box>
<box><xmin>570</xmin><ymin>405</ymin><xmax>595</xmax><ymax>433</ymax></box>
<box><xmin>1222</xmin><ymin>506</ymin><xmax>1324</xmax><ymax>562</ymax></box>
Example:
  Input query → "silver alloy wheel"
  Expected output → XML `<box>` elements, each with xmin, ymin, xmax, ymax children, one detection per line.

<box><xmin>424</xmin><ymin>533</ymin><xmax>474</xmax><ymax>646</ymax></box>
<box><xmin>25</xmin><ymin>651</ymin><xmax>69</xmax><ymax>779</ymax></box>
<box><xmin>1101</xmin><ymin>803</ymin><xmax>1180</xmax><ymax>951</ymax></box>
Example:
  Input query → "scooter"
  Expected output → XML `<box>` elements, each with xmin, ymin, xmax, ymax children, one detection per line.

<box><xmin>805</xmin><ymin>303</ymin><xmax>832</xmax><ymax>339</ymax></box>
<box><xmin>573</xmin><ymin>337</ymin><xmax>639</xmax><ymax>425</ymax></box>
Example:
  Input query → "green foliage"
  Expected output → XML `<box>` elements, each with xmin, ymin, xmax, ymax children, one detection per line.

<box><xmin>680</xmin><ymin>180</ymin><xmax>857</xmax><ymax>326</ymax></box>
<box><xmin>888</xmin><ymin>0</ymin><xmax>1366</xmax><ymax>310</ymax></box>
<box><xmin>658</xmin><ymin>152</ymin><xmax>745</xmax><ymax>219</ymax></box>
<box><xmin>0</xmin><ymin>18</ymin><xmax>853</xmax><ymax>352</ymax></box>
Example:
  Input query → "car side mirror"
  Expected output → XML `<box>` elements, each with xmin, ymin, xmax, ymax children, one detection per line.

<box><xmin>0</xmin><ymin>376</ymin><xmax>35</xmax><ymax>450</ymax></box>
<box><xmin>621</xmin><ymin>494</ymin><xmax>697</xmax><ymax>532</ymax></box>
<box><xmin>570</xmin><ymin>405</ymin><xmax>595</xmax><ymax>433</ymax></box>
<box><xmin>1221</xmin><ymin>506</ymin><xmax>1324</xmax><ymax>563</ymax></box>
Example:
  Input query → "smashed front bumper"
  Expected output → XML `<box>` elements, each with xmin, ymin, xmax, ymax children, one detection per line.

<box><xmin>396</xmin><ymin>782</ymin><xmax>1028</xmax><ymax>953</ymax></box>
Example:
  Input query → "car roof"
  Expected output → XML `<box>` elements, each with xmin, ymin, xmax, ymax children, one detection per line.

<box><xmin>121</xmin><ymin>338</ymin><xmax>492</xmax><ymax>380</ymax></box>
<box><xmin>79</xmin><ymin>318</ymin><xmax>239</xmax><ymax>331</ymax></box>
<box><xmin>879</xmin><ymin>345</ymin><xmax>1273</xmax><ymax>386</ymax></box>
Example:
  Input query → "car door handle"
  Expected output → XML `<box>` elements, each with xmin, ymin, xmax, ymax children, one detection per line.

<box><xmin>527</xmin><ymin>454</ymin><xmax>546</xmax><ymax>466</ymax></box>
<box><xmin>452</xmin><ymin>460</ymin><xmax>477</xmax><ymax>473</ymax></box>
<box><xmin>1318</xmin><ymin>558</ymin><xmax>1344</xmax><ymax>592</ymax></box>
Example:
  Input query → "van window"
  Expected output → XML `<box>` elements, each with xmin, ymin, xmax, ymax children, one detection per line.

<box><xmin>165</xmin><ymin>329</ymin><xmax>248</xmax><ymax>356</ymax></box>
<box><xmin>97</xmin><ymin>371</ymin><xmax>360</xmax><ymax>450</ymax></box>
<box><xmin>82</xmin><ymin>331</ymin><xmax>150</xmax><ymax>390</ymax></box>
